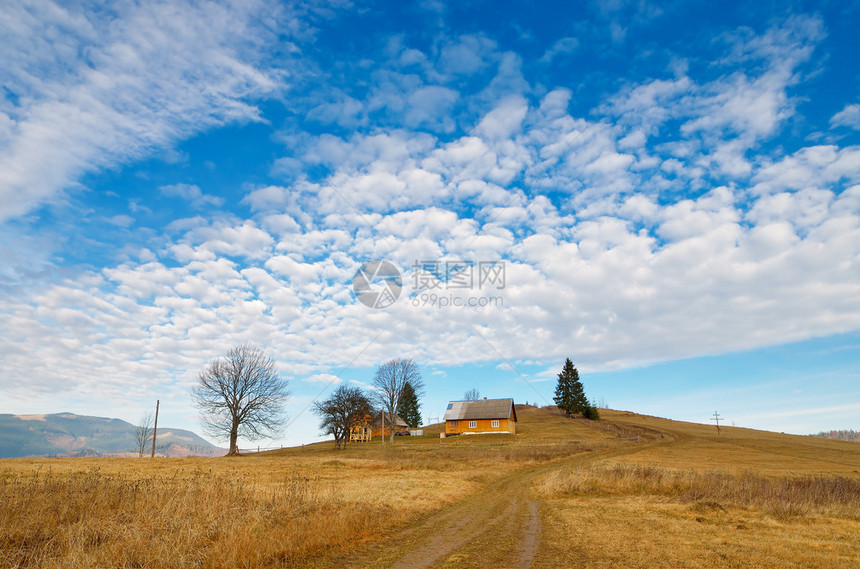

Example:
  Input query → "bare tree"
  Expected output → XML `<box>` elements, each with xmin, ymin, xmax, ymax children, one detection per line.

<box><xmin>134</xmin><ymin>411</ymin><xmax>154</xmax><ymax>457</ymax></box>
<box><xmin>191</xmin><ymin>344</ymin><xmax>290</xmax><ymax>456</ymax></box>
<box><xmin>463</xmin><ymin>388</ymin><xmax>481</xmax><ymax>401</ymax></box>
<box><xmin>313</xmin><ymin>385</ymin><xmax>374</xmax><ymax>450</ymax></box>
<box><xmin>371</xmin><ymin>359</ymin><xmax>423</xmax><ymax>444</ymax></box>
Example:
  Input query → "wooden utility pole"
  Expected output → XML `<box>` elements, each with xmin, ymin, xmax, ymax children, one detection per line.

<box><xmin>710</xmin><ymin>411</ymin><xmax>722</xmax><ymax>435</ymax></box>
<box><xmin>150</xmin><ymin>400</ymin><xmax>159</xmax><ymax>457</ymax></box>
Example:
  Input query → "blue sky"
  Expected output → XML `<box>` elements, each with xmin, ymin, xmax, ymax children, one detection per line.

<box><xmin>1</xmin><ymin>0</ymin><xmax>859</xmax><ymax>448</ymax></box>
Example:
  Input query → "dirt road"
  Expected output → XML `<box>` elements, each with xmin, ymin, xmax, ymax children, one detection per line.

<box><xmin>327</xmin><ymin>436</ymin><xmax>667</xmax><ymax>569</ymax></box>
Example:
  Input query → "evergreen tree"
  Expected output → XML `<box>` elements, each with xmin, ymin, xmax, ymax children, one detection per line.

<box><xmin>397</xmin><ymin>381</ymin><xmax>422</xmax><ymax>428</ymax></box>
<box><xmin>553</xmin><ymin>358</ymin><xmax>588</xmax><ymax>417</ymax></box>
<box><xmin>582</xmin><ymin>403</ymin><xmax>600</xmax><ymax>420</ymax></box>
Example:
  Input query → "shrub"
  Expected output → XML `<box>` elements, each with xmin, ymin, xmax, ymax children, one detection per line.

<box><xmin>582</xmin><ymin>405</ymin><xmax>600</xmax><ymax>420</ymax></box>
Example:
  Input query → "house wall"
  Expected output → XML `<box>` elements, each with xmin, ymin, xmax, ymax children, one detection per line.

<box><xmin>445</xmin><ymin>417</ymin><xmax>514</xmax><ymax>434</ymax></box>
<box><xmin>371</xmin><ymin>424</ymin><xmax>408</xmax><ymax>437</ymax></box>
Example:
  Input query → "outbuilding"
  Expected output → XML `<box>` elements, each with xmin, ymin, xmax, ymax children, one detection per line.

<box><xmin>372</xmin><ymin>410</ymin><xmax>409</xmax><ymax>437</ymax></box>
<box><xmin>443</xmin><ymin>398</ymin><xmax>517</xmax><ymax>435</ymax></box>
<box><xmin>350</xmin><ymin>411</ymin><xmax>409</xmax><ymax>442</ymax></box>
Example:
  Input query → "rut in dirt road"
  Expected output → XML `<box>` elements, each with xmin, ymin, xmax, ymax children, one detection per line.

<box><xmin>363</xmin><ymin>440</ymin><xmax>671</xmax><ymax>568</ymax></box>
<box><xmin>327</xmin><ymin>417</ymin><xmax>671</xmax><ymax>569</ymax></box>
<box><xmin>516</xmin><ymin>500</ymin><xmax>541</xmax><ymax>569</ymax></box>
<box><xmin>390</xmin><ymin>466</ymin><xmax>545</xmax><ymax>569</ymax></box>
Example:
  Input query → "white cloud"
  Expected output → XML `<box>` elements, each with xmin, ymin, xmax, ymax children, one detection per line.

<box><xmin>438</xmin><ymin>34</ymin><xmax>497</xmax><ymax>75</ymax></box>
<box><xmin>830</xmin><ymin>104</ymin><xmax>860</xmax><ymax>130</ymax></box>
<box><xmin>602</xmin><ymin>16</ymin><xmax>824</xmax><ymax>180</ymax></box>
<box><xmin>160</xmin><ymin>184</ymin><xmax>224</xmax><ymax>208</ymax></box>
<box><xmin>304</xmin><ymin>373</ymin><xmax>342</xmax><ymax>385</ymax></box>
<box><xmin>539</xmin><ymin>37</ymin><xmax>579</xmax><ymax>63</ymax></box>
<box><xmin>475</xmin><ymin>96</ymin><xmax>528</xmax><ymax>141</ymax></box>
<box><xmin>105</xmin><ymin>214</ymin><xmax>135</xmax><ymax>227</ymax></box>
<box><xmin>0</xmin><ymin>0</ymin><xmax>295</xmax><ymax>222</ymax></box>
<box><xmin>179</xmin><ymin>220</ymin><xmax>275</xmax><ymax>261</ymax></box>
<box><xmin>306</xmin><ymin>93</ymin><xmax>366</xmax><ymax>128</ymax></box>
<box><xmin>242</xmin><ymin>186</ymin><xmax>294</xmax><ymax>212</ymax></box>
<box><xmin>752</xmin><ymin>145</ymin><xmax>860</xmax><ymax>194</ymax></box>
<box><xmin>404</xmin><ymin>86</ymin><xmax>459</xmax><ymax>132</ymax></box>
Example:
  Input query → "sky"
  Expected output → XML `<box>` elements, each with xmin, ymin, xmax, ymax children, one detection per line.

<box><xmin>1</xmin><ymin>0</ymin><xmax>859</xmax><ymax>449</ymax></box>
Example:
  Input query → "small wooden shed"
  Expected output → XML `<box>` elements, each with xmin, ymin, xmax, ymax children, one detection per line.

<box><xmin>443</xmin><ymin>398</ymin><xmax>517</xmax><ymax>435</ymax></box>
<box><xmin>349</xmin><ymin>414</ymin><xmax>374</xmax><ymax>443</ymax></box>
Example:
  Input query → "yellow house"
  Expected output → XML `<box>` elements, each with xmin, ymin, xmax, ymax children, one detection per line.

<box><xmin>444</xmin><ymin>398</ymin><xmax>517</xmax><ymax>435</ymax></box>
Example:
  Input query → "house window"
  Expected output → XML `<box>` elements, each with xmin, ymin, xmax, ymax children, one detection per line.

<box><xmin>491</xmin><ymin>420</ymin><xmax>499</xmax><ymax>428</ymax></box>
<box><xmin>450</xmin><ymin>421</ymin><xmax>458</xmax><ymax>428</ymax></box>
<box><xmin>468</xmin><ymin>421</ymin><xmax>477</xmax><ymax>428</ymax></box>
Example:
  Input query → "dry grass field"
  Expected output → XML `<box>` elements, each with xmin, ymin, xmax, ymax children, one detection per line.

<box><xmin>532</xmin><ymin>410</ymin><xmax>860</xmax><ymax>569</ymax></box>
<box><xmin>1</xmin><ymin>406</ymin><xmax>858</xmax><ymax>568</ymax></box>
<box><xmin>0</xmin><ymin>447</ymin><xmax>520</xmax><ymax>568</ymax></box>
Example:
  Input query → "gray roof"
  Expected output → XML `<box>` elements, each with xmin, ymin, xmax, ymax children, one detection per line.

<box><xmin>372</xmin><ymin>411</ymin><xmax>408</xmax><ymax>427</ymax></box>
<box><xmin>443</xmin><ymin>398</ymin><xmax>517</xmax><ymax>421</ymax></box>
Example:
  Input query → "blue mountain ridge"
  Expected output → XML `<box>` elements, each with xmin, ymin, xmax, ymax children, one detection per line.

<box><xmin>0</xmin><ymin>412</ymin><xmax>224</xmax><ymax>458</ymax></box>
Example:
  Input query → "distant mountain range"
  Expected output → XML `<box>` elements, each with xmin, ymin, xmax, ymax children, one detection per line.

<box><xmin>0</xmin><ymin>413</ymin><xmax>225</xmax><ymax>458</ymax></box>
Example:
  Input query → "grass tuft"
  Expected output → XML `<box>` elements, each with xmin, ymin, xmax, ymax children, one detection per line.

<box><xmin>536</xmin><ymin>463</ymin><xmax>860</xmax><ymax>520</ymax></box>
<box><xmin>0</xmin><ymin>468</ymin><xmax>385</xmax><ymax>568</ymax></box>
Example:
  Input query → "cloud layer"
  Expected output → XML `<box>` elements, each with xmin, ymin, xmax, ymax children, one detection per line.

<box><xmin>0</xmin><ymin>4</ymin><xmax>858</xmax><ymax>439</ymax></box>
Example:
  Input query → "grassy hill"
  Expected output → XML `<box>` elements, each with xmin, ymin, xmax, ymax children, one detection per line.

<box><xmin>0</xmin><ymin>406</ymin><xmax>857</xmax><ymax>568</ymax></box>
<box><xmin>0</xmin><ymin>412</ymin><xmax>223</xmax><ymax>458</ymax></box>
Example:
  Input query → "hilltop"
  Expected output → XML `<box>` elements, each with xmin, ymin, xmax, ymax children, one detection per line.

<box><xmin>0</xmin><ymin>412</ymin><xmax>223</xmax><ymax>458</ymax></box>
<box><xmin>1</xmin><ymin>406</ymin><xmax>858</xmax><ymax>568</ymax></box>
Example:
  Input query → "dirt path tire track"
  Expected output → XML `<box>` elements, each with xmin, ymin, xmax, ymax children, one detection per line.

<box><xmin>330</xmin><ymin>436</ymin><xmax>675</xmax><ymax>569</ymax></box>
<box><xmin>390</xmin><ymin>462</ymin><xmax>551</xmax><ymax>569</ymax></box>
<box><xmin>516</xmin><ymin>500</ymin><xmax>540</xmax><ymax>569</ymax></box>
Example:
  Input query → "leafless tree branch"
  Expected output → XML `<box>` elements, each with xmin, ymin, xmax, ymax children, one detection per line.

<box><xmin>313</xmin><ymin>385</ymin><xmax>374</xmax><ymax>450</ymax></box>
<box><xmin>191</xmin><ymin>343</ymin><xmax>290</xmax><ymax>455</ymax></box>
<box><xmin>134</xmin><ymin>411</ymin><xmax>154</xmax><ymax>457</ymax></box>
<box><xmin>371</xmin><ymin>358</ymin><xmax>423</xmax><ymax>444</ymax></box>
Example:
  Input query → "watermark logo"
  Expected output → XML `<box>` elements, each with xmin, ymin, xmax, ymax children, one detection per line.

<box><xmin>353</xmin><ymin>260</ymin><xmax>403</xmax><ymax>309</ymax></box>
<box><xmin>410</xmin><ymin>292</ymin><xmax>504</xmax><ymax>309</ymax></box>
<box><xmin>411</xmin><ymin>260</ymin><xmax>505</xmax><ymax>290</ymax></box>
<box><xmin>353</xmin><ymin>258</ymin><xmax>506</xmax><ymax>310</ymax></box>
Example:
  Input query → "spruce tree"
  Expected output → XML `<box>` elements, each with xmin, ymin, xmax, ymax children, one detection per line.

<box><xmin>397</xmin><ymin>381</ymin><xmax>422</xmax><ymax>428</ymax></box>
<box><xmin>553</xmin><ymin>358</ymin><xmax>588</xmax><ymax>417</ymax></box>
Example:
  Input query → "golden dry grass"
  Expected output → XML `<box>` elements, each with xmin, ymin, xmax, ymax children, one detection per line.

<box><xmin>0</xmin><ymin>450</ymin><xmax>501</xmax><ymax>568</ymax></box>
<box><xmin>533</xmin><ymin>410</ymin><xmax>860</xmax><ymax>569</ymax></box>
<box><xmin>602</xmin><ymin>409</ymin><xmax>860</xmax><ymax>475</ymax></box>
<box><xmin>535</xmin><ymin>463</ymin><xmax>860</xmax><ymax>520</ymax></box>
<box><xmin>0</xmin><ymin>408</ymin><xmax>594</xmax><ymax>569</ymax></box>
<box><xmin>535</xmin><ymin>495</ymin><xmax>860</xmax><ymax>569</ymax></box>
<box><xmin>2</xmin><ymin>407</ymin><xmax>859</xmax><ymax>568</ymax></box>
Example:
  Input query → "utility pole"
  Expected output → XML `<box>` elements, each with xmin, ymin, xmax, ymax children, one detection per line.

<box><xmin>150</xmin><ymin>400</ymin><xmax>159</xmax><ymax>457</ymax></box>
<box><xmin>710</xmin><ymin>411</ymin><xmax>722</xmax><ymax>435</ymax></box>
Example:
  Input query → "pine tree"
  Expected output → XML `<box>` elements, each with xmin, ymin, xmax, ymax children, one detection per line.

<box><xmin>397</xmin><ymin>381</ymin><xmax>422</xmax><ymax>428</ymax></box>
<box><xmin>553</xmin><ymin>358</ymin><xmax>588</xmax><ymax>417</ymax></box>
